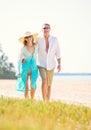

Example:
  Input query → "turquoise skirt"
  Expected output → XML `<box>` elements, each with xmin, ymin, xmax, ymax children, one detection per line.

<box><xmin>16</xmin><ymin>57</ymin><xmax>38</xmax><ymax>92</ymax></box>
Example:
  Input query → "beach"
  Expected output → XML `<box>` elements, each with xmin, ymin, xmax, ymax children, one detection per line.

<box><xmin>0</xmin><ymin>79</ymin><xmax>91</xmax><ymax>108</ymax></box>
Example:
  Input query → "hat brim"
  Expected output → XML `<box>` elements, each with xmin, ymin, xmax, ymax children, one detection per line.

<box><xmin>19</xmin><ymin>33</ymin><xmax>38</xmax><ymax>43</ymax></box>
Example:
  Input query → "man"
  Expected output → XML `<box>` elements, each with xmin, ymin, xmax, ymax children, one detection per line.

<box><xmin>37</xmin><ymin>23</ymin><xmax>61</xmax><ymax>101</ymax></box>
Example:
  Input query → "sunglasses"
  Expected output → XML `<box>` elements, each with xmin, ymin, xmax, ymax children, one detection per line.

<box><xmin>43</xmin><ymin>27</ymin><xmax>50</xmax><ymax>29</ymax></box>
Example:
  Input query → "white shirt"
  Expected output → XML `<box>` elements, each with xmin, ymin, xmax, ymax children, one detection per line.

<box><xmin>37</xmin><ymin>36</ymin><xmax>61</xmax><ymax>70</ymax></box>
<box><xmin>17</xmin><ymin>46</ymin><xmax>37</xmax><ymax>74</ymax></box>
<box><xmin>18</xmin><ymin>46</ymin><xmax>37</xmax><ymax>61</ymax></box>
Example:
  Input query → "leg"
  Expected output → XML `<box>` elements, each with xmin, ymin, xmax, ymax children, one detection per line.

<box><xmin>29</xmin><ymin>72</ymin><xmax>35</xmax><ymax>99</ymax></box>
<box><xmin>41</xmin><ymin>79</ymin><xmax>47</xmax><ymax>101</ymax></box>
<box><xmin>46</xmin><ymin>69</ymin><xmax>54</xmax><ymax>101</ymax></box>
<box><xmin>24</xmin><ymin>78</ymin><xmax>29</xmax><ymax>98</ymax></box>
<box><xmin>38</xmin><ymin>66</ymin><xmax>47</xmax><ymax>101</ymax></box>
<box><xmin>46</xmin><ymin>86</ymin><xmax>51</xmax><ymax>101</ymax></box>
<box><xmin>30</xmin><ymin>87</ymin><xmax>36</xmax><ymax>99</ymax></box>
<box><xmin>29</xmin><ymin>69</ymin><xmax>38</xmax><ymax>99</ymax></box>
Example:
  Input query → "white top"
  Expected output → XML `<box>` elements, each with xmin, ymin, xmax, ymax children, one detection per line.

<box><xmin>37</xmin><ymin>36</ymin><xmax>61</xmax><ymax>70</ymax></box>
<box><xmin>18</xmin><ymin>46</ymin><xmax>37</xmax><ymax>61</ymax></box>
<box><xmin>19</xmin><ymin>46</ymin><xmax>32</xmax><ymax>61</ymax></box>
<box><xmin>17</xmin><ymin>46</ymin><xmax>37</xmax><ymax>74</ymax></box>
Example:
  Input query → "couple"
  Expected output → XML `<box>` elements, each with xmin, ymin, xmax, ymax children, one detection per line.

<box><xmin>16</xmin><ymin>23</ymin><xmax>61</xmax><ymax>101</ymax></box>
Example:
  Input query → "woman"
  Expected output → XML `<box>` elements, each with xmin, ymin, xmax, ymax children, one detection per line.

<box><xmin>16</xmin><ymin>31</ymin><xmax>38</xmax><ymax>99</ymax></box>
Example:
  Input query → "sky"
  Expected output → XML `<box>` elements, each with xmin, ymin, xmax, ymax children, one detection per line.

<box><xmin>0</xmin><ymin>0</ymin><xmax>91</xmax><ymax>73</ymax></box>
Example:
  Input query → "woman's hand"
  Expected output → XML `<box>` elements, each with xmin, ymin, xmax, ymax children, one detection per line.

<box><xmin>18</xmin><ymin>74</ymin><xmax>20</xmax><ymax>78</ymax></box>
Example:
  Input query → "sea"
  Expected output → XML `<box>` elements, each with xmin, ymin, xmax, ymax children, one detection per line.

<box><xmin>53</xmin><ymin>73</ymin><xmax>91</xmax><ymax>81</ymax></box>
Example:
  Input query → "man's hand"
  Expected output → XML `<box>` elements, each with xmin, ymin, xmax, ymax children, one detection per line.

<box><xmin>57</xmin><ymin>64</ymin><xmax>61</xmax><ymax>72</ymax></box>
<box><xmin>22</xmin><ymin>59</ymin><xmax>25</xmax><ymax>64</ymax></box>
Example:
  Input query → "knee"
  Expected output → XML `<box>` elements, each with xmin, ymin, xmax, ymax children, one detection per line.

<box><xmin>42</xmin><ymin>79</ymin><xmax>47</xmax><ymax>85</ymax></box>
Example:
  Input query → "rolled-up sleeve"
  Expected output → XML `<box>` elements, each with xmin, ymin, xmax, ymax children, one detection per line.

<box><xmin>55</xmin><ymin>38</ymin><xmax>61</xmax><ymax>59</ymax></box>
<box><xmin>16</xmin><ymin>48</ymin><xmax>25</xmax><ymax>75</ymax></box>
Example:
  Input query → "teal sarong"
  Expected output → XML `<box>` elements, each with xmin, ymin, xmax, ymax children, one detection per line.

<box><xmin>16</xmin><ymin>56</ymin><xmax>38</xmax><ymax>92</ymax></box>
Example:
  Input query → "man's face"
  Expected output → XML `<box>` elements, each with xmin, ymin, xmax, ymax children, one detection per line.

<box><xmin>43</xmin><ymin>27</ymin><xmax>51</xmax><ymax>35</ymax></box>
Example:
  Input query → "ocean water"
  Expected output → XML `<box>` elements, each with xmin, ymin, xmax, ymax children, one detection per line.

<box><xmin>37</xmin><ymin>73</ymin><xmax>91</xmax><ymax>82</ymax></box>
<box><xmin>53</xmin><ymin>73</ymin><xmax>91</xmax><ymax>81</ymax></box>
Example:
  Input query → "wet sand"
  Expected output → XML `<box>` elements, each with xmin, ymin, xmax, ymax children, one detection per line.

<box><xmin>0</xmin><ymin>80</ymin><xmax>91</xmax><ymax>108</ymax></box>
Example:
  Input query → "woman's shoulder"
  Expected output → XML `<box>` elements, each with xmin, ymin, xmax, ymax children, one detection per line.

<box><xmin>21</xmin><ymin>46</ymin><xmax>26</xmax><ymax>51</ymax></box>
<box><xmin>19</xmin><ymin>46</ymin><xmax>27</xmax><ymax>55</ymax></box>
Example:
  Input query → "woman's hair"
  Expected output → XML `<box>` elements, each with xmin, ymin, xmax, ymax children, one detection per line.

<box><xmin>23</xmin><ymin>36</ymin><xmax>36</xmax><ymax>46</ymax></box>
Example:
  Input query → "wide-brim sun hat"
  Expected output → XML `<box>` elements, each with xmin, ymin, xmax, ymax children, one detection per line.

<box><xmin>19</xmin><ymin>31</ymin><xmax>38</xmax><ymax>43</ymax></box>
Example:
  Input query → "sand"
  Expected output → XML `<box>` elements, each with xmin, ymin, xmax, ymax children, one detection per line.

<box><xmin>0</xmin><ymin>80</ymin><xmax>91</xmax><ymax>108</ymax></box>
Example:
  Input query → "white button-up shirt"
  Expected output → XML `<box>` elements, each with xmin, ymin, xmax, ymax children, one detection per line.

<box><xmin>37</xmin><ymin>36</ymin><xmax>61</xmax><ymax>70</ymax></box>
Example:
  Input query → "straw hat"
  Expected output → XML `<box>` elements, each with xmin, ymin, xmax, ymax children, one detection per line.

<box><xmin>19</xmin><ymin>31</ymin><xmax>38</xmax><ymax>43</ymax></box>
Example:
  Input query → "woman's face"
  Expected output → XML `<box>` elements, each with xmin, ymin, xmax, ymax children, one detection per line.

<box><xmin>25</xmin><ymin>35</ymin><xmax>33</xmax><ymax>46</ymax></box>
